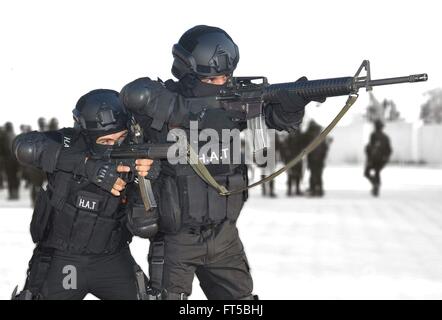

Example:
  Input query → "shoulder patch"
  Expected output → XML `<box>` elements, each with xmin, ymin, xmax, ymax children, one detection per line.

<box><xmin>59</xmin><ymin>128</ymin><xmax>78</xmax><ymax>148</ymax></box>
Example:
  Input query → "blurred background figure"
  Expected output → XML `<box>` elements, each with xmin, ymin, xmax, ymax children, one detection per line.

<box><xmin>280</xmin><ymin>131</ymin><xmax>306</xmax><ymax>196</ymax></box>
<box><xmin>25</xmin><ymin>118</ymin><xmax>52</xmax><ymax>206</ymax></box>
<box><xmin>364</xmin><ymin>120</ymin><xmax>392</xmax><ymax>197</ymax></box>
<box><xmin>19</xmin><ymin>125</ymin><xmax>33</xmax><ymax>189</ymax></box>
<box><xmin>306</xmin><ymin>121</ymin><xmax>330</xmax><ymax>197</ymax></box>
<box><xmin>0</xmin><ymin>125</ymin><xmax>5</xmax><ymax>190</ymax></box>
<box><xmin>48</xmin><ymin>117</ymin><xmax>59</xmax><ymax>131</ymax></box>
<box><xmin>0</xmin><ymin>122</ymin><xmax>20</xmax><ymax>200</ymax></box>
<box><xmin>37</xmin><ymin>117</ymin><xmax>47</xmax><ymax>132</ymax></box>
<box><xmin>19</xmin><ymin>125</ymin><xmax>32</xmax><ymax>133</ymax></box>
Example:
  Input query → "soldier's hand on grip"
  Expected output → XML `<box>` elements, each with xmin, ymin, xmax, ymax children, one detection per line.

<box><xmin>274</xmin><ymin>76</ymin><xmax>317</xmax><ymax>112</ymax></box>
<box><xmin>134</xmin><ymin>159</ymin><xmax>154</xmax><ymax>177</ymax></box>
<box><xmin>85</xmin><ymin>160</ymin><xmax>129</xmax><ymax>196</ymax></box>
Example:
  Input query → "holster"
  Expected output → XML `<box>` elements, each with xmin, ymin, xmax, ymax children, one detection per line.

<box><xmin>12</xmin><ymin>246</ymin><xmax>55</xmax><ymax>300</ymax></box>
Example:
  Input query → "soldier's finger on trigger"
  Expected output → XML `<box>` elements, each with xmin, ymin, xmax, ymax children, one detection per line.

<box><xmin>136</xmin><ymin>165</ymin><xmax>151</xmax><ymax>172</ymax></box>
<box><xmin>116</xmin><ymin>178</ymin><xmax>126</xmax><ymax>187</ymax></box>
<box><xmin>116</xmin><ymin>165</ymin><xmax>131</xmax><ymax>173</ymax></box>
<box><xmin>113</xmin><ymin>184</ymin><xmax>122</xmax><ymax>192</ymax></box>
<box><xmin>136</xmin><ymin>159</ymin><xmax>153</xmax><ymax>166</ymax></box>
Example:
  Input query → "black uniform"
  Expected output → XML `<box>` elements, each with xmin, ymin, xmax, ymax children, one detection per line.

<box><xmin>12</xmin><ymin>90</ymin><xmax>148</xmax><ymax>300</ymax></box>
<box><xmin>13</xmin><ymin>128</ymin><xmax>146</xmax><ymax>300</ymax></box>
<box><xmin>120</xmin><ymin>25</ymin><xmax>309</xmax><ymax>300</ymax></box>
<box><xmin>364</xmin><ymin>121</ymin><xmax>392</xmax><ymax>196</ymax></box>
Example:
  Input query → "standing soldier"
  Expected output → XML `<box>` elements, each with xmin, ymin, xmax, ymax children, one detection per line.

<box><xmin>364</xmin><ymin>120</ymin><xmax>392</xmax><ymax>196</ymax></box>
<box><xmin>306</xmin><ymin>121</ymin><xmax>330</xmax><ymax>197</ymax></box>
<box><xmin>37</xmin><ymin>117</ymin><xmax>47</xmax><ymax>132</ymax></box>
<box><xmin>48</xmin><ymin>118</ymin><xmax>59</xmax><ymax>131</ymax></box>
<box><xmin>281</xmin><ymin>131</ymin><xmax>306</xmax><ymax>196</ymax></box>
<box><xmin>121</xmin><ymin>25</ymin><xmax>313</xmax><ymax>299</ymax></box>
<box><xmin>1</xmin><ymin>122</ymin><xmax>20</xmax><ymax>200</ymax></box>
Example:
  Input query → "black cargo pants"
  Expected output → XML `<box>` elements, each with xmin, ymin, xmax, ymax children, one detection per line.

<box><xmin>149</xmin><ymin>220</ymin><xmax>254</xmax><ymax>300</ymax></box>
<box><xmin>21</xmin><ymin>246</ymin><xmax>145</xmax><ymax>300</ymax></box>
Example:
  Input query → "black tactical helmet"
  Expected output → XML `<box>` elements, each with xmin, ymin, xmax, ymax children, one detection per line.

<box><xmin>73</xmin><ymin>89</ymin><xmax>128</xmax><ymax>138</ymax></box>
<box><xmin>172</xmin><ymin>25</ymin><xmax>240</xmax><ymax>79</ymax></box>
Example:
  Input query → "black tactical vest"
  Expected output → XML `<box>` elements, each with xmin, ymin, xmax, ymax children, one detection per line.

<box><xmin>145</xmin><ymin>80</ymin><xmax>249</xmax><ymax>233</ymax></box>
<box><xmin>31</xmin><ymin>129</ymin><xmax>131</xmax><ymax>254</ymax></box>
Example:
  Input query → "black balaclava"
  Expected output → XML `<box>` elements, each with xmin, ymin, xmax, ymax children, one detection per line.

<box><xmin>179</xmin><ymin>74</ymin><xmax>227</xmax><ymax>98</ymax></box>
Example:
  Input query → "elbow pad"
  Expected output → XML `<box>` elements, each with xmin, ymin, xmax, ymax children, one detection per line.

<box><xmin>120</xmin><ymin>77</ymin><xmax>177</xmax><ymax>131</ymax></box>
<box><xmin>13</xmin><ymin>131</ymin><xmax>62</xmax><ymax>173</ymax></box>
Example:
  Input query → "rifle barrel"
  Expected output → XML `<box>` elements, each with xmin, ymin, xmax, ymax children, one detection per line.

<box><xmin>355</xmin><ymin>73</ymin><xmax>428</xmax><ymax>90</ymax></box>
<box><xmin>262</xmin><ymin>73</ymin><xmax>428</xmax><ymax>102</ymax></box>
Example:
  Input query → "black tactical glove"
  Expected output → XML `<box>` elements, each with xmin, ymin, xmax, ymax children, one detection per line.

<box><xmin>274</xmin><ymin>76</ymin><xmax>311</xmax><ymax>113</ymax></box>
<box><xmin>83</xmin><ymin>159</ymin><xmax>120</xmax><ymax>193</ymax></box>
<box><xmin>264</xmin><ymin>76</ymin><xmax>328</xmax><ymax>132</ymax></box>
<box><xmin>274</xmin><ymin>76</ymin><xmax>326</xmax><ymax>112</ymax></box>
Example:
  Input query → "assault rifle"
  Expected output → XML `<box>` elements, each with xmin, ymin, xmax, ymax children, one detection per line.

<box><xmin>218</xmin><ymin>60</ymin><xmax>427</xmax><ymax>118</ymax></box>
<box><xmin>99</xmin><ymin>60</ymin><xmax>428</xmax><ymax>198</ymax></box>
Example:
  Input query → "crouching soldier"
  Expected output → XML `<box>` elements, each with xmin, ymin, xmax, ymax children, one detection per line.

<box><xmin>12</xmin><ymin>89</ymin><xmax>156</xmax><ymax>300</ymax></box>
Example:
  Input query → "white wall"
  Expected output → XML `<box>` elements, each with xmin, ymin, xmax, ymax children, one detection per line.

<box><xmin>327</xmin><ymin>123</ymin><xmax>442</xmax><ymax>165</ymax></box>
<box><xmin>327</xmin><ymin>122</ymin><xmax>366</xmax><ymax>164</ymax></box>
<box><xmin>418</xmin><ymin>125</ymin><xmax>442</xmax><ymax>165</ymax></box>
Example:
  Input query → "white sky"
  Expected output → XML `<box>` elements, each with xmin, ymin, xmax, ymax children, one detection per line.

<box><xmin>0</xmin><ymin>0</ymin><xmax>440</xmax><ymax>130</ymax></box>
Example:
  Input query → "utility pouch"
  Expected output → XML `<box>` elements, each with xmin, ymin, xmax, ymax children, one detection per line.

<box><xmin>226</xmin><ymin>173</ymin><xmax>247</xmax><ymax>222</ymax></box>
<box><xmin>87</xmin><ymin>216</ymin><xmax>117</xmax><ymax>253</ymax></box>
<box><xmin>30</xmin><ymin>188</ymin><xmax>52</xmax><ymax>243</ymax></box>
<box><xmin>158</xmin><ymin>177</ymin><xmax>182</xmax><ymax>234</ymax></box>
<box><xmin>69</xmin><ymin>210</ymin><xmax>97</xmax><ymax>250</ymax></box>
<box><xmin>208</xmin><ymin>176</ymin><xmax>227</xmax><ymax>222</ymax></box>
<box><xmin>127</xmin><ymin>205</ymin><xmax>159</xmax><ymax>239</ymax></box>
<box><xmin>181</xmin><ymin>175</ymin><xmax>207</xmax><ymax>223</ymax></box>
<box><xmin>50</xmin><ymin>203</ymin><xmax>77</xmax><ymax>246</ymax></box>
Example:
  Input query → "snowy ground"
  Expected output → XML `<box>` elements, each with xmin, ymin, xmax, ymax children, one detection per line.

<box><xmin>1</xmin><ymin>165</ymin><xmax>442</xmax><ymax>300</ymax></box>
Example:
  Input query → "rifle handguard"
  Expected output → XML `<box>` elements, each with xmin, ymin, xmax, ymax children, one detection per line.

<box><xmin>263</xmin><ymin>77</ymin><xmax>354</xmax><ymax>102</ymax></box>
